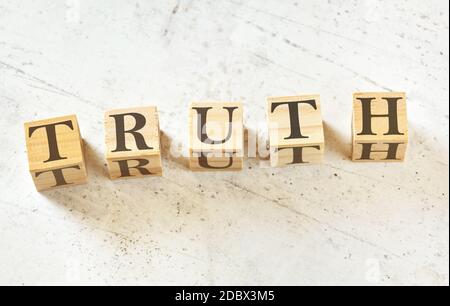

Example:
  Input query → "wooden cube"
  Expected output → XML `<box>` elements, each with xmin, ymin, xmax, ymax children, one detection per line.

<box><xmin>24</xmin><ymin>115</ymin><xmax>88</xmax><ymax>191</ymax></box>
<box><xmin>267</xmin><ymin>95</ymin><xmax>324</xmax><ymax>167</ymax></box>
<box><xmin>352</xmin><ymin>92</ymin><xmax>408</xmax><ymax>162</ymax></box>
<box><xmin>105</xmin><ymin>106</ymin><xmax>162</xmax><ymax>179</ymax></box>
<box><xmin>188</xmin><ymin>102</ymin><xmax>244</xmax><ymax>171</ymax></box>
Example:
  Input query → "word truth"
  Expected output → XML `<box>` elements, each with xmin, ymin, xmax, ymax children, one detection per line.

<box><xmin>24</xmin><ymin>92</ymin><xmax>408</xmax><ymax>191</ymax></box>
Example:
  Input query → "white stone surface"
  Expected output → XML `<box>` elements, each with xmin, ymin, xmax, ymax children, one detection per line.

<box><xmin>0</xmin><ymin>0</ymin><xmax>448</xmax><ymax>286</ymax></box>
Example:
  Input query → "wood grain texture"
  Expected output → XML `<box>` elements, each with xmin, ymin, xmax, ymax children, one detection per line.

<box><xmin>24</xmin><ymin>115</ymin><xmax>87</xmax><ymax>191</ymax></box>
<box><xmin>352</xmin><ymin>92</ymin><xmax>408</xmax><ymax>161</ymax></box>
<box><xmin>267</xmin><ymin>95</ymin><xmax>324</xmax><ymax>166</ymax></box>
<box><xmin>189</xmin><ymin>153</ymin><xmax>244</xmax><ymax>172</ymax></box>
<box><xmin>104</xmin><ymin>106</ymin><xmax>162</xmax><ymax>179</ymax></box>
<box><xmin>1</xmin><ymin>0</ymin><xmax>447</xmax><ymax>286</ymax></box>
<box><xmin>188</xmin><ymin>102</ymin><xmax>244</xmax><ymax>171</ymax></box>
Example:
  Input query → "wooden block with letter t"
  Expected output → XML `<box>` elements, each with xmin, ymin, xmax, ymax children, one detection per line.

<box><xmin>188</xmin><ymin>102</ymin><xmax>244</xmax><ymax>171</ymax></box>
<box><xmin>105</xmin><ymin>106</ymin><xmax>162</xmax><ymax>179</ymax></box>
<box><xmin>24</xmin><ymin>115</ymin><xmax>88</xmax><ymax>191</ymax></box>
<box><xmin>267</xmin><ymin>95</ymin><xmax>325</xmax><ymax>167</ymax></box>
<box><xmin>352</xmin><ymin>92</ymin><xmax>408</xmax><ymax>162</ymax></box>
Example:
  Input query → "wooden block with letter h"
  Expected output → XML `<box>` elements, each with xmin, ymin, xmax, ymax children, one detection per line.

<box><xmin>24</xmin><ymin>115</ymin><xmax>88</xmax><ymax>191</ymax></box>
<box><xmin>267</xmin><ymin>95</ymin><xmax>325</xmax><ymax>167</ymax></box>
<box><xmin>105</xmin><ymin>106</ymin><xmax>163</xmax><ymax>179</ymax></box>
<box><xmin>352</xmin><ymin>92</ymin><xmax>408</xmax><ymax>162</ymax></box>
<box><xmin>188</xmin><ymin>102</ymin><xmax>244</xmax><ymax>171</ymax></box>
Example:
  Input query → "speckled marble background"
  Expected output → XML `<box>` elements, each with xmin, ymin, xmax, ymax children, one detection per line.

<box><xmin>0</xmin><ymin>0</ymin><xmax>448</xmax><ymax>285</ymax></box>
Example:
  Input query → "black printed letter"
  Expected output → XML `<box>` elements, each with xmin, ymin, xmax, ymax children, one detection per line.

<box><xmin>110</xmin><ymin>113</ymin><xmax>153</xmax><ymax>152</ymax></box>
<box><xmin>29</xmin><ymin>120</ymin><xmax>74</xmax><ymax>162</ymax></box>
<box><xmin>271</xmin><ymin>100</ymin><xmax>317</xmax><ymax>139</ymax></box>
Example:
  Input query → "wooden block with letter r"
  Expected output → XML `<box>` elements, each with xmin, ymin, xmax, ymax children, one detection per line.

<box><xmin>352</xmin><ymin>92</ymin><xmax>408</xmax><ymax>162</ymax></box>
<box><xmin>24</xmin><ymin>115</ymin><xmax>88</xmax><ymax>191</ymax></box>
<box><xmin>267</xmin><ymin>95</ymin><xmax>325</xmax><ymax>167</ymax></box>
<box><xmin>105</xmin><ymin>106</ymin><xmax>162</xmax><ymax>179</ymax></box>
<box><xmin>188</xmin><ymin>102</ymin><xmax>244</xmax><ymax>171</ymax></box>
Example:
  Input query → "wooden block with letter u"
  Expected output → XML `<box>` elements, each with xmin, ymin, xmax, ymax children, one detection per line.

<box><xmin>105</xmin><ymin>106</ymin><xmax>162</xmax><ymax>179</ymax></box>
<box><xmin>267</xmin><ymin>95</ymin><xmax>325</xmax><ymax>167</ymax></box>
<box><xmin>24</xmin><ymin>115</ymin><xmax>88</xmax><ymax>191</ymax></box>
<box><xmin>352</xmin><ymin>92</ymin><xmax>408</xmax><ymax>162</ymax></box>
<box><xmin>188</xmin><ymin>102</ymin><xmax>244</xmax><ymax>171</ymax></box>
